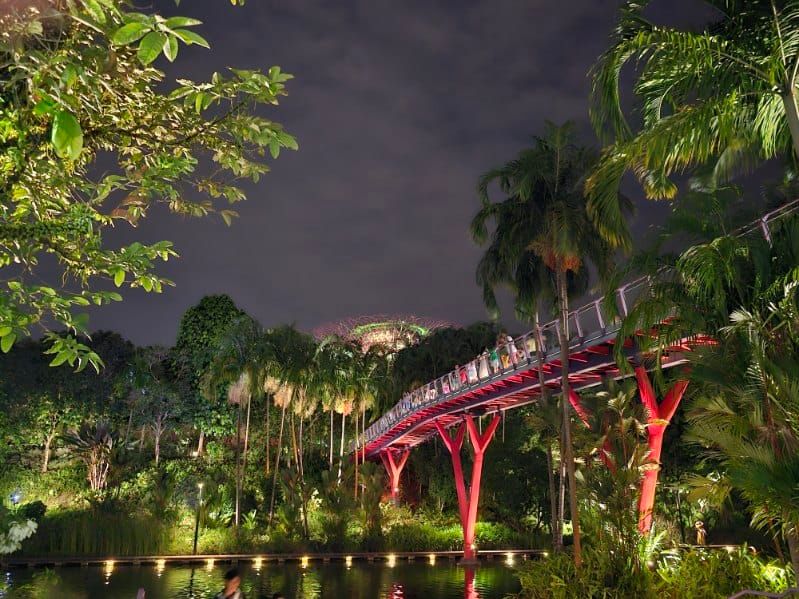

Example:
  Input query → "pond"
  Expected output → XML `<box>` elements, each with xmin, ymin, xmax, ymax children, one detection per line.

<box><xmin>1</xmin><ymin>561</ymin><xmax>521</xmax><ymax>598</ymax></box>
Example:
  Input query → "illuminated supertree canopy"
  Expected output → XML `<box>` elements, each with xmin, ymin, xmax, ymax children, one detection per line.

<box><xmin>313</xmin><ymin>314</ymin><xmax>452</xmax><ymax>352</ymax></box>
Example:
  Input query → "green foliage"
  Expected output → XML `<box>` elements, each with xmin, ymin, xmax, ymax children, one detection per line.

<box><xmin>18</xmin><ymin>501</ymin><xmax>47</xmax><ymax>523</ymax></box>
<box><xmin>0</xmin><ymin>503</ymin><xmax>37</xmax><ymax>555</ymax></box>
<box><xmin>359</xmin><ymin>461</ymin><xmax>384</xmax><ymax>550</ymax></box>
<box><xmin>318</xmin><ymin>469</ymin><xmax>355</xmax><ymax>551</ymax></box>
<box><xmin>587</xmin><ymin>1</ymin><xmax>799</xmax><ymax>247</ymax></box>
<box><xmin>471</xmin><ymin>121</ymin><xmax>628</xmax><ymax>319</ymax></box>
<box><xmin>384</xmin><ymin>520</ymin><xmax>528</xmax><ymax>552</ymax></box>
<box><xmin>655</xmin><ymin>547</ymin><xmax>795</xmax><ymax>599</ymax></box>
<box><xmin>0</xmin><ymin>1</ymin><xmax>296</xmax><ymax>367</ymax></box>
<box><xmin>18</xmin><ymin>508</ymin><xmax>169</xmax><ymax>557</ymax></box>
<box><xmin>516</xmin><ymin>547</ymin><xmax>795</xmax><ymax>599</ymax></box>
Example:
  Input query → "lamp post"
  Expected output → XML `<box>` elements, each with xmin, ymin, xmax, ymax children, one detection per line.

<box><xmin>193</xmin><ymin>482</ymin><xmax>204</xmax><ymax>555</ymax></box>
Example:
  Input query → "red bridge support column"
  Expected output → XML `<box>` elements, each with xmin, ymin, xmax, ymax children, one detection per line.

<box><xmin>435</xmin><ymin>414</ymin><xmax>500</xmax><ymax>563</ymax></box>
<box><xmin>635</xmin><ymin>367</ymin><xmax>689</xmax><ymax>534</ymax></box>
<box><xmin>379</xmin><ymin>448</ymin><xmax>409</xmax><ymax>505</ymax></box>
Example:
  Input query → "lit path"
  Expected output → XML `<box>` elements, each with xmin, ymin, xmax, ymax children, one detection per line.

<box><xmin>356</xmin><ymin>201</ymin><xmax>798</xmax><ymax>562</ymax></box>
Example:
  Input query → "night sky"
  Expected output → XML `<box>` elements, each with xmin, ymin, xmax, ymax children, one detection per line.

<box><xmin>88</xmin><ymin>1</ymin><xmax>713</xmax><ymax>346</ymax></box>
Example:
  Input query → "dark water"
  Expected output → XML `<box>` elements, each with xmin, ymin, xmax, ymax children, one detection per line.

<box><xmin>1</xmin><ymin>561</ymin><xmax>521</xmax><ymax>599</ymax></box>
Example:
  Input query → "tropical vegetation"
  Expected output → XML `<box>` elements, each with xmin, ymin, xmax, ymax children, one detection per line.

<box><xmin>1</xmin><ymin>1</ymin><xmax>799</xmax><ymax>598</ymax></box>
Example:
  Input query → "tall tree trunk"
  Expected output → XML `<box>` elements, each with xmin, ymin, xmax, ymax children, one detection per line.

<box><xmin>298</xmin><ymin>415</ymin><xmax>305</xmax><ymax>480</ymax></box>
<box><xmin>558</xmin><ymin>455</ymin><xmax>566</xmax><ymax>543</ymax></box>
<box><xmin>546</xmin><ymin>441</ymin><xmax>560</xmax><ymax>551</ymax></box>
<box><xmin>289</xmin><ymin>409</ymin><xmax>300</xmax><ymax>476</ymax></box>
<box><xmin>154</xmin><ymin>427</ymin><xmax>161</xmax><ymax>466</ymax></box>
<box><xmin>234</xmin><ymin>399</ymin><xmax>242</xmax><ymax>529</ymax></box>
<box><xmin>354</xmin><ymin>407</ymin><xmax>359</xmax><ymax>500</ymax></box>
<box><xmin>139</xmin><ymin>425</ymin><xmax>146</xmax><ymax>453</ymax></box>
<box><xmin>534</xmin><ymin>310</ymin><xmax>563</xmax><ymax>552</ymax></box>
<box><xmin>329</xmin><ymin>408</ymin><xmax>334</xmax><ymax>469</ymax></box>
<box><xmin>337</xmin><ymin>411</ymin><xmax>347</xmax><ymax>482</ymax></box>
<box><xmin>268</xmin><ymin>404</ymin><xmax>287</xmax><ymax>527</ymax></box>
<box><xmin>196</xmin><ymin>430</ymin><xmax>205</xmax><ymax>456</ymax></box>
<box><xmin>264</xmin><ymin>397</ymin><xmax>270</xmax><ymax>475</ymax></box>
<box><xmin>242</xmin><ymin>397</ymin><xmax>252</xmax><ymax>477</ymax></box>
<box><xmin>362</xmin><ymin>408</ymin><xmax>367</xmax><ymax>500</ymax></box>
<box><xmin>42</xmin><ymin>432</ymin><xmax>54</xmax><ymax>473</ymax></box>
<box><xmin>556</xmin><ymin>268</ymin><xmax>582</xmax><ymax>567</ymax></box>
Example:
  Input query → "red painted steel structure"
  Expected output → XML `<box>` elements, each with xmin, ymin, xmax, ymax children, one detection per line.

<box><xmin>435</xmin><ymin>414</ymin><xmax>500</xmax><ymax>562</ymax></box>
<box><xmin>379</xmin><ymin>448</ymin><xmax>409</xmax><ymax>505</ymax></box>
<box><xmin>634</xmin><ymin>367</ymin><xmax>689</xmax><ymax>533</ymax></box>
<box><xmin>359</xmin><ymin>199</ymin><xmax>797</xmax><ymax>560</ymax></box>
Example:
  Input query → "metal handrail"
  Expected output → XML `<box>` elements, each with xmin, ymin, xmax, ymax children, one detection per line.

<box><xmin>358</xmin><ymin>200</ymin><xmax>799</xmax><ymax>452</ymax></box>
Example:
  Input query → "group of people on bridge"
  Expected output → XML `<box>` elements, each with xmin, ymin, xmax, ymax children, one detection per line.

<box><xmin>364</xmin><ymin>331</ymin><xmax>555</xmax><ymax>445</ymax></box>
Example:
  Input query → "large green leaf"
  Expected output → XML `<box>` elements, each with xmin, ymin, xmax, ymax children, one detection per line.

<box><xmin>137</xmin><ymin>31</ymin><xmax>167</xmax><ymax>65</ymax></box>
<box><xmin>164</xmin><ymin>16</ymin><xmax>202</xmax><ymax>28</ymax></box>
<box><xmin>51</xmin><ymin>110</ymin><xmax>83</xmax><ymax>160</ymax></box>
<box><xmin>171</xmin><ymin>28</ymin><xmax>210</xmax><ymax>48</ymax></box>
<box><xmin>1</xmin><ymin>333</ymin><xmax>16</xmax><ymax>353</ymax></box>
<box><xmin>112</xmin><ymin>21</ymin><xmax>150</xmax><ymax>45</ymax></box>
<box><xmin>163</xmin><ymin>34</ymin><xmax>179</xmax><ymax>62</ymax></box>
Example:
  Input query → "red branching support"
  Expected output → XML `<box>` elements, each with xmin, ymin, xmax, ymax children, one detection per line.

<box><xmin>635</xmin><ymin>366</ymin><xmax>689</xmax><ymax>534</ymax></box>
<box><xmin>379</xmin><ymin>448</ymin><xmax>409</xmax><ymax>505</ymax></box>
<box><xmin>435</xmin><ymin>414</ymin><xmax>500</xmax><ymax>561</ymax></box>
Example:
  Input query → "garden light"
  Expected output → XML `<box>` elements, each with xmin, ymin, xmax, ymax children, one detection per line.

<box><xmin>387</xmin><ymin>554</ymin><xmax>396</xmax><ymax>568</ymax></box>
<box><xmin>254</xmin><ymin>557</ymin><xmax>263</xmax><ymax>570</ymax></box>
<box><xmin>205</xmin><ymin>558</ymin><xmax>214</xmax><ymax>571</ymax></box>
<box><xmin>506</xmin><ymin>552</ymin><xmax>514</xmax><ymax>565</ymax></box>
<box><xmin>428</xmin><ymin>554</ymin><xmax>436</xmax><ymax>565</ymax></box>
<box><xmin>301</xmin><ymin>556</ymin><xmax>309</xmax><ymax>568</ymax></box>
<box><xmin>155</xmin><ymin>559</ymin><xmax>166</xmax><ymax>576</ymax></box>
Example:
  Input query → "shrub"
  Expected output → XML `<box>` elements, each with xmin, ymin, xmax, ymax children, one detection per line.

<box><xmin>18</xmin><ymin>508</ymin><xmax>169</xmax><ymax>557</ymax></box>
<box><xmin>18</xmin><ymin>500</ymin><xmax>47</xmax><ymax>522</ymax></box>
<box><xmin>515</xmin><ymin>546</ymin><xmax>795</xmax><ymax>599</ymax></box>
<box><xmin>655</xmin><ymin>547</ymin><xmax>795</xmax><ymax>599</ymax></box>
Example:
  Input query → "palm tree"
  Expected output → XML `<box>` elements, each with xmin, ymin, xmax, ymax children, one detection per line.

<box><xmin>587</xmin><ymin>0</ymin><xmax>799</xmax><ymax>248</ymax></box>
<box><xmin>471</xmin><ymin>122</ymin><xmax>627</xmax><ymax>566</ymax></box>
<box><xmin>526</xmin><ymin>392</ymin><xmax>565</xmax><ymax>551</ymax></box>
<box><xmin>617</xmin><ymin>202</ymin><xmax>799</xmax><ymax>575</ymax></box>
<box><xmin>352</xmin><ymin>347</ymin><xmax>384</xmax><ymax>499</ymax></box>
<box><xmin>687</xmin><ymin>283</ymin><xmax>799</xmax><ymax>576</ymax></box>
<box><xmin>262</xmin><ymin>325</ymin><xmax>318</xmax><ymax>527</ymax></box>
<box><xmin>206</xmin><ymin>316</ymin><xmax>270</xmax><ymax>528</ymax></box>
<box><xmin>65</xmin><ymin>422</ymin><xmax>115</xmax><ymax>493</ymax></box>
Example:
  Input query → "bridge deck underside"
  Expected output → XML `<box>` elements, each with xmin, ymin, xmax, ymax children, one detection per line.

<box><xmin>363</xmin><ymin>332</ymin><xmax>702</xmax><ymax>459</ymax></box>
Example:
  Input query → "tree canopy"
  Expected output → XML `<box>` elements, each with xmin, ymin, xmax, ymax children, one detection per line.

<box><xmin>0</xmin><ymin>0</ymin><xmax>296</xmax><ymax>371</ymax></box>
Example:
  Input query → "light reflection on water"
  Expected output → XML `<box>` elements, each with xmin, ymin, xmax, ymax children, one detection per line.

<box><xmin>1</xmin><ymin>561</ymin><xmax>520</xmax><ymax>598</ymax></box>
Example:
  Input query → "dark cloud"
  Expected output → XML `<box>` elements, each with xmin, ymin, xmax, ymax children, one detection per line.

<box><xmin>86</xmin><ymin>0</ymin><xmax>711</xmax><ymax>344</ymax></box>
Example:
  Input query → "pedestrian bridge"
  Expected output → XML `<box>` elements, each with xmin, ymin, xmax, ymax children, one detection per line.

<box><xmin>354</xmin><ymin>201</ymin><xmax>797</xmax><ymax>562</ymax></box>
<box><xmin>359</xmin><ymin>274</ymin><xmax>689</xmax><ymax>459</ymax></box>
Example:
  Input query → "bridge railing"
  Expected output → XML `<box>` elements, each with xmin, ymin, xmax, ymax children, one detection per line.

<box><xmin>358</xmin><ymin>200</ymin><xmax>799</xmax><ymax>452</ymax></box>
